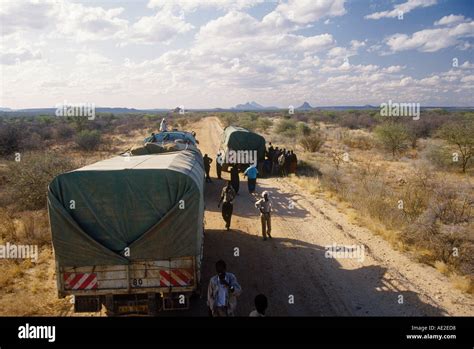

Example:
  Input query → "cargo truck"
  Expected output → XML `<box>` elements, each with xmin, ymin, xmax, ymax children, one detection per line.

<box><xmin>48</xmin><ymin>136</ymin><xmax>205</xmax><ymax>315</ymax></box>
<box><xmin>220</xmin><ymin>126</ymin><xmax>266</xmax><ymax>172</ymax></box>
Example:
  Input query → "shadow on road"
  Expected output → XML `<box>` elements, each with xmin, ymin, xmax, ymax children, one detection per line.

<box><xmin>204</xmin><ymin>176</ymin><xmax>310</xmax><ymax>219</ymax></box>
<box><xmin>179</xmin><ymin>229</ymin><xmax>448</xmax><ymax>317</ymax></box>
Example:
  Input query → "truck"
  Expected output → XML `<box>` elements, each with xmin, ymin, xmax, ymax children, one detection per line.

<box><xmin>219</xmin><ymin>126</ymin><xmax>266</xmax><ymax>172</ymax></box>
<box><xmin>47</xmin><ymin>133</ymin><xmax>205</xmax><ymax>315</ymax></box>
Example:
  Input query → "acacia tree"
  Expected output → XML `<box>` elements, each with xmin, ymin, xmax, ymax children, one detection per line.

<box><xmin>374</xmin><ymin>122</ymin><xmax>409</xmax><ymax>158</ymax></box>
<box><xmin>437</xmin><ymin>121</ymin><xmax>474</xmax><ymax>173</ymax></box>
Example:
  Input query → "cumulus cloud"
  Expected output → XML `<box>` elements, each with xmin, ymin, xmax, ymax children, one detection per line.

<box><xmin>263</xmin><ymin>0</ymin><xmax>346</xmax><ymax>27</ymax></box>
<box><xmin>385</xmin><ymin>19</ymin><xmax>474</xmax><ymax>52</ymax></box>
<box><xmin>147</xmin><ymin>0</ymin><xmax>264</xmax><ymax>12</ymax></box>
<box><xmin>124</xmin><ymin>10</ymin><xmax>193</xmax><ymax>45</ymax></box>
<box><xmin>365</xmin><ymin>0</ymin><xmax>437</xmax><ymax>20</ymax></box>
<box><xmin>54</xmin><ymin>3</ymin><xmax>128</xmax><ymax>42</ymax></box>
<box><xmin>1</xmin><ymin>0</ymin><xmax>472</xmax><ymax>108</ymax></box>
<box><xmin>0</xmin><ymin>0</ymin><xmax>128</xmax><ymax>41</ymax></box>
<box><xmin>434</xmin><ymin>14</ymin><xmax>468</xmax><ymax>26</ymax></box>
<box><xmin>0</xmin><ymin>1</ymin><xmax>56</xmax><ymax>36</ymax></box>
<box><xmin>0</xmin><ymin>47</ymin><xmax>42</xmax><ymax>65</ymax></box>
<box><xmin>195</xmin><ymin>11</ymin><xmax>335</xmax><ymax>55</ymax></box>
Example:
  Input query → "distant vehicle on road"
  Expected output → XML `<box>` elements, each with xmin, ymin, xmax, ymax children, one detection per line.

<box><xmin>220</xmin><ymin>126</ymin><xmax>266</xmax><ymax>172</ymax></box>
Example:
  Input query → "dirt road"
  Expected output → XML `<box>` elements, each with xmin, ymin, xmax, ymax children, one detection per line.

<box><xmin>193</xmin><ymin>117</ymin><xmax>473</xmax><ymax>316</ymax></box>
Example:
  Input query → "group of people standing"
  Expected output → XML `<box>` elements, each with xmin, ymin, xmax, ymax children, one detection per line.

<box><xmin>264</xmin><ymin>143</ymin><xmax>298</xmax><ymax>177</ymax></box>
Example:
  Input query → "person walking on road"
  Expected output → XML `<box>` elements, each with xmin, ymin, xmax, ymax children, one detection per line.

<box><xmin>255</xmin><ymin>191</ymin><xmax>272</xmax><ymax>240</ymax></box>
<box><xmin>243</xmin><ymin>164</ymin><xmax>258</xmax><ymax>193</ymax></box>
<box><xmin>230</xmin><ymin>165</ymin><xmax>240</xmax><ymax>194</ymax></box>
<box><xmin>249</xmin><ymin>294</ymin><xmax>268</xmax><ymax>317</ymax></box>
<box><xmin>203</xmin><ymin>154</ymin><xmax>213</xmax><ymax>183</ymax></box>
<box><xmin>207</xmin><ymin>260</ymin><xmax>242</xmax><ymax>317</ymax></box>
<box><xmin>216</xmin><ymin>151</ymin><xmax>223</xmax><ymax>179</ymax></box>
<box><xmin>218</xmin><ymin>181</ymin><xmax>236</xmax><ymax>231</ymax></box>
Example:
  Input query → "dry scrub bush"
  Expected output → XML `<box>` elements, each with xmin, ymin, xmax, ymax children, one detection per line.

<box><xmin>0</xmin><ymin>208</ymin><xmax>16</xmax><ymax>241</ymax></box>
<box><xmin>8</xmin><ymin>152</ymin><xmax>76</xmax><ymax>210</ymax></box>
<box><xmin>15</xmin><ymin>211</ymin><xmax>51</xmax><ymax>246</ymax></box>
<box><xmin>275</xmin><ymin>119</ymin><xmax>297</xmax><ymax>137</ymax></box>
<box><xmin>0</xmin><ymin>260</ymin><xmax>24</xmax><ymax>291</ymax></box>
<box><xmin>401</xmin><ymin>180</ymin><xmax>473</xmax><ymax>282</ymax></box>
<box><xmin>342</xmin><ymin>132</ymin><xmax>374</xmax><ymax>150</ymax></box>
<box><xmin>0</xmin><ymin>123</ymin><xmax>22</xmax><ymax>156</ymax></box>
<box><xmin>75</xmin><ymin>130</ymin><xmax>102</xmax><ymax>151</ymax></box>
<box><xmin>299</xmin><ymin>133</ymin><xmax>325</xmax><ymax>152</ymax></box>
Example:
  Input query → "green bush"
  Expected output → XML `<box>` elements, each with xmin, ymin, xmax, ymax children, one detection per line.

<box><xmin>256</xmin><ymin>117</ymin><xmax>273</xmax><ymax>131</ymax></box>
<box><xmin>275</xmin><ymin>119</ymin><xmax>297</xmax><ymax>135</ymax></box>
<box><xmin>374</xmin><ymin>122</ymin><xmax>409</xmax><ymax>158</ymax></box>
<box><xmin>423</xmin><ymin>144</ymin><xmax>458</xmax><ymax>171</ymax></box>
<box><xmin>436</xmin><ymin>120</ymin><xmax>474</xmax><ymax>173</ymax></box>
<box><xmin>296</xmin><ymin>122</ymin><xmax>312</xmax><ymax>136</ymax></box>
<box><xmin>75</xmin><ymin>130</ymin><xmax>102</xmax><ymax>151</ymax></box>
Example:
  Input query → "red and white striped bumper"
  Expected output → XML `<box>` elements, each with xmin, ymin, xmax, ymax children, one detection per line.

<box><xmin>159</xmin><ymin>269</ymin><xmax>194</xmax><ymax>287</ymax></box>
<box><xmin>63</xmin><ymin>273</ymin><xmax>98</xmax><ymax>290</ymax></box>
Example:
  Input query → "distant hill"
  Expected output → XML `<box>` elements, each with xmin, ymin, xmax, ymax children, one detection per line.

<box><xmin>232</xmin><ymin>101</ymin><xmax>278</xmax><ymax>111</ymax></box>
<box><xmin>296</xmin><ymin>101</ymin><xmax>314</xmax><ymax>110</ymax></box>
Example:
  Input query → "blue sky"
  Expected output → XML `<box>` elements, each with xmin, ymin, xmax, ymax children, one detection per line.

<box><xmin>0</xmin><ymin>0</ymin><xmax>473</xmax><ymax>109</ymax></box>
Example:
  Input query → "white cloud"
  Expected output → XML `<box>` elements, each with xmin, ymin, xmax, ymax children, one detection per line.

<box><xmin>365</xmin><ymin>0</ymin><xmax>437</xmax><ymax>20</ymax></box>
<box><xmin>55</xmin><ymin>3</ymin><xmax>128</xmax><ymax>42</ymax></box>
<box><xmin>125</xmin><ymin>10</ymin><xmax>193</xmax><ymax>45</ymax></box>
<box><xmin>385</xmin><ymin>20</ymin><xmax>474</xmax><ymax>52</ymax></box>
<box><xmin>0</xmin><ymin>0</ymin><xmax>128</xmax><ymax>42</ymax></box>
<box><xmin>434</xmin><ymin>14</ymin><xmax>467</xmax><ymax>26</ymax></box>
<box><xmin>0</xmin><ymin>47</ymin><xmax>42</xmax><ymax>65</ymax></box>
<box><xmin>1</xmin><ymin>1</ymin><xmax>472</xmax><ymax>108</ymax></box>
<box><xmin>263</xmin><ymin>0</ymin><xmax>346</xmax><ymax>26</ymax></box>
<box><xmin>0</xmin><ymin>0</ymin><xmax>56</xmax><ymax>36</ymax></box>
<box><xmin>147</xmin><ymin>0</ymin><xmax>263</xmax><ymax>12</ymax></box>
<box><xmin>75</xmin><ymin>52</ymin><xmax>112</xmax><ymax>66</ymax></box>
<box><xmin>460</xmin><ymin>61</ymin><xmax>474</xmax><ymax>69</ymax></box>
<box><xmin>195</xmin><ymin>11</ymin><xmax>335</xmax><ymax>55</ymax></box>
<box><xmin>460</xmin><ymin>75</ymin><xmax>474</xmax><ymax>83</ymax></box>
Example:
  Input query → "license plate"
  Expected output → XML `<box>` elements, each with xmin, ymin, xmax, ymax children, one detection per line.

<box><xmin>118</xmin><ymin>305</ymin><xmax>148</xmax><ymax>314</ymax></box>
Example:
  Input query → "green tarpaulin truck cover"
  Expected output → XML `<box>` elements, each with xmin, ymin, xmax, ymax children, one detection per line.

<box><xmin>48</xmin><ymin>147</ymin><xmax>204</xmax><ymax>267</ymax></box>
<box><xmin>221</xmin><ymin>126</ymin><xmax>266</xmax><ymax>161</ymax></box>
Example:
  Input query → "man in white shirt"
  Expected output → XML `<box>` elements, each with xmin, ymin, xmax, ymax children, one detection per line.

<box><xmin>255</xmin><ymin>191</ymin><xmax>272</xmax><ymax>241</ymax></box>
<box><xmin>207</xmin><ymin>260</ymin><xmax>242</xmax><ymax>317</ymax></box>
